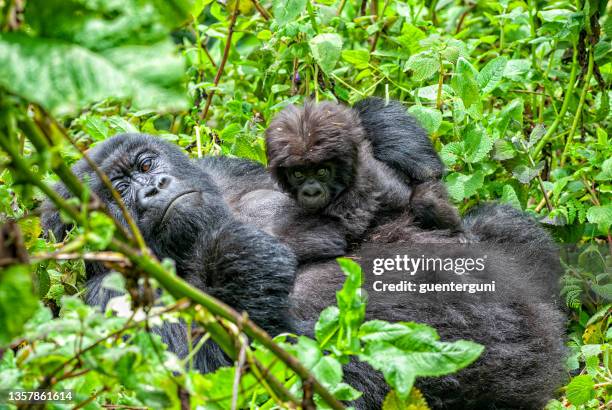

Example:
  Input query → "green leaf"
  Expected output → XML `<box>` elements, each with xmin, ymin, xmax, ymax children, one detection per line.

<box><xmin>566</xmin><ymin>374</ymin><xmax>595</xmax><ymax>405</ymax></box>
<box><xmin>463</xmin><ymin>125</ymin><xmax>492</xmax><ymax>163</ymax></box>
<box><xmin>0</xmin><ymin>33</ymin><xmax>187</xmax><ymax>115</ymax></box>
<box><xmin>335</xmin><ymin>258</ymin><xmax>366</xmax><ymax>352</ymax></box>
<box><xmin>342</xmin><ymin>50</ymin><xmax>370</xmax><ymax>69</ymax></box>
<box><xmin>82</xmin><ymin>116</ymin><xmax>111</xmax><ymax>141</ymax></box>
<box><xmin>0</xmin><ymin>266</ymin><xmax>39</xmax><ymax>346</ymax></box>
<box><xmin>586</xmin><ymin>205</ymin><xmax>612</xmax><ymax>230</ymax></box>
<box><xmin>528</xmin><ymin>123</ymin><xmax>546</xmax><ymax>148</ymax></box>
<box><xmin>404</xmin><ymin>53</ymin><xmax>440</xmax><ymax>82</ymax></box>
<box><xmin>501</xmin><ymin>185</ymin><xmax>521</xmax><ymax>209</ymax></box>
<box><xmin>503</xmin><ymin>59</ymin><xmax>531</xmax><ymax>81</ymax></box>
<box><xmin>407</xmin><ymin>106</ymin><xmax>442</xmax><ymax>134</ymax></box>
<box><xmin>445</xmin><ymin>171</ymin><xmax>485</xmax><ymax>201</ymax></box>
<box><xmin>476</xmin><ymin>56</ymin><xmax>507</xmax><ymax>94</ymax></box>
<box><xmin>383</xmin><ymin>388</ymin><xmax>430</xmax><ymax>410</ymax></box>
<box><xmin>451</xmin><ymin>57</ymin><xmax>480</xmax><ymax>108</ymax></box>
<box><xmin>309</xmin><ymin>33</ymin><xmax>343</xmax><ymax>75</ymax></box>
<box><xmin>492</xmin><ymin>139</ymin><xmax>516</xmax><ymax>160</ymax></box>
<box><xmin>273</xmin><ymin>0</ymin><xmax>307</xmax><ymax>25</ymax></box>
<box><xmin>595</xmin><ymin>158</ymin><xmax>612</xmax><ymax>181</ymax></box>
<box><xmin>315</xmin><ymin>306</ymin><xmax>340</xmax><ymax>347</ymax></box>
<box><xmin>512</xmin><ymin>162</ymin><xmax>544</xmax><ymax>184</ymax></box>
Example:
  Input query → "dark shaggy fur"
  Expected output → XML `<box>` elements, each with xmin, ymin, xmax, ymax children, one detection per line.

<box><xmin>294</xmin><ymin>204</ymin><xmax>567</xmax><ymax>409</ymax></box>
<box><xmin>40</xmin><ymin>134</ymin><xmax>297</xmax><ymax>371</ymax></box>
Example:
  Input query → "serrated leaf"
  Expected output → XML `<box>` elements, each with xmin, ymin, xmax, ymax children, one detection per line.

<box><xmin>463</xmin><ymin>125</ymin><xmax>492</xmax><ymax>163</ymax></box>
<box><xmin>315</xmin><ymin>306</ymin><xmax>339</xmax><ymax>347</ymax></box>
<box><xmin>309</xmin><ymin>33</ymin><xmax>343</xmax><ymax>75</ymax></box>
<box><xmin>492</xmin><ymin>139</ymin><xmax>516</xmax><ymax>160</ymax></box>
<box><xmin>528</xmin><ymin>124</ymin><xmax>546</xmax><ymax>148</ymax></box>
<box><xmin>0</xmin><ymin>266</ymin><xmax>39</xmax><ymax>346</ymax></box>
<box><xmin>512</xmin><ymin>162</ymin><xmax>544</xmax><ymax>184</ymax></box>
<box><xmin>404</xmin><ymin>53</ymin><xmax>440</xmax><ymax>82</ymax></box>
<box><xmin>586</xmin><ymin>205</ymin><xmax>612</xmax><ymax>230</ymax></box>
<box><xmin>445</xmin><ymin>171</ymin><xmax>484</xmax><ymax>201</ymax></box>
<box><xmin>451</xmin><ymin>57</ymin><xmax>480</xmax><ymax>108</ymax></box>
<box><xmin>566</xmin><ymin>374</ymin><xmax>595</xmax><ymax>405</ymax></box>
<box><xmin>407</xmin><ymin>106</ymin><xmax>442</xmax><ymax>134</ymax></box>
<box><xmin>383</xmin><ymin>388</ymin><xmax>430</xmax><ymax>410</ymax></box>
<box><xmin>476</xmin><ymin>56</ymin><xmax>507</xmax><ymax>94</ymax></box>
<box><xmin>440</xmin><ymin>142</ymin><xmax>463</xmax><ymax>166</ymax></box>
<box><xmin>595</xmin><ymin>158</ymin><xmax>612</xmax><ymax>181</ymax></box>
<box><xmin>272</xmin><ymin>0</ymin><xmax>307</xmax><ymax>25</ymax></box>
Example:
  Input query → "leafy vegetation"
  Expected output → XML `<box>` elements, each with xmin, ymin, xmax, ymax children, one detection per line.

<box><xmin>0</xmin><ymin>0</ymin><xmax>610</xmax><ymax>408</ymax></box>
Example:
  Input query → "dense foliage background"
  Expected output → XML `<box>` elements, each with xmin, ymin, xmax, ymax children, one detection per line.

<box><xmin>0</xmin><ymin>0</ymin><xmax>610</xmax><ymax>408</ymax></box>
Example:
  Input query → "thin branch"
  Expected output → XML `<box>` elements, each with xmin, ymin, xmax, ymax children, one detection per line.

<box><xmin>252</xmin><ymin>0</ymin><xmax>271</xmax><ymax>20</ymax></box>
<box><xmin>199</xmin><ymin>0</ymin><xmax>240</xmax><ymax>121</ymax></box>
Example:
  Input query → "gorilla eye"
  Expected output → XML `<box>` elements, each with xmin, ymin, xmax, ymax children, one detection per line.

<box><xmin>292</xmin><ymin>170</ymin><xmax>304</xmax><ymax>179</ymax></box>
<box><xmin>140</xmin><ymin>158</ymin><xmax>152</xmax><ymax>173</ymax></box>
<box><xmin>316</xmin><ymin>168</ymin><xmax>329</xmax><ymax>178</ymax></box>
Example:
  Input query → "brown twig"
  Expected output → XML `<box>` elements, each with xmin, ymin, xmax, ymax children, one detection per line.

<box><xmin>252</xmin><ymin>0</ymin><xmax>271</xmax><ymax>20</ymax></box>
<box><xmin>199</xmin><ymin>0</ymin><xmax>240</xmax><ymax>121</ymax></box>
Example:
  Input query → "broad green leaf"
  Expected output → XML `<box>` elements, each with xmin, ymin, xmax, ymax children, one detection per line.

<box><xmin>404</xmin><ymin>53</ymin><xmax>440</xmax><ymax>82</ymax></box>
<box><xmin>440</xmin><ymin>142</ymin><xmax>463</xmax><ymax>166</ymax></box>
<box><xmin>408</xmin><ymin>106</ymin><xmax>442</xmax><ymax>134</ymax></box>
<box><xmin>445</xmin><ymin>171</ymin><xmax>484</xmax><ymax>201</ymax></box>
<box><xmin>565</xmin><ymin>374</ymin><xmax>595</xmax><ymax>405</ymax></box>
<box><xmin>0</xmin><ymin>266</ymin><xmax>39</xmax><ymax>346</ymax></box>
<box><xmin>512</xmin><ymin>162</ymin><xmax>544</xmax><ymax>184</ymax></box>
<box><xmin>315</xmin><ymin>306</ymin><xmax>340</xmax><ymax>347</ymax></box>
<box><xmin>503</xmin><ymin>59</ymin><xmax>531</xmax><ymax>81</ymax></box>
<box><xmin>0</xmin><ymin>33</ymin><xmax>187</xmax><ymax>115</ymax></box>
<box><xmin>360</xmin><ymin>339</ymin><xmax>483</xmax><ymax>400</ymax></box>
<box><xmin>476</xmin><ymin>56</ymin><xmax>507</xmax><ymax>94</ymax></box>
<box><xmin>451</xmin><ymin>57</ymin><xmax>480</xmax><ymax>108</ymax></box>
<box><xmin>595</xmin><ymin>158</ymin><xmax>612</xmax><ymax>181</ymax></box>
<box><xmin>383</xmin><ymin>388</ymin><xmax>430</xmax><ymax>410</ymax></box>
<box><xmin>82</xmin><ymin>116</ymin><xmax>111</xmax><ymax>141</ymax></box>
<box><xmin>586</xmin><ymin>205</ymin><xmax>612</xmax><ymax>230</ymax></box>
<box><xmin>492</xmin><ymin>139</ymin><xmax>516</xmax><ymax>160</ymax></box>
<box><xmin>463</xmin><ymin>125</ymin><xmax>492</xmax><ymax>163</ymax></box>
<box><xmin>497</xmin><ymin>99</ymin><xmax>524</xmax><ymax>136</ymax></box>
<box><xmin>309</xmin><ymin>33</ymin><xmax>343</xmax><ymax>75</ymax></box>
<box><xmin>501</xmin><ymin>185</ymin><xmax>521</xmax><ymax>209</ymax></box>
<box><xmin>342</xmin><ymin>50</ymin><xmax>370</xmax><ymax>69</ymax></box>
<box><xmin>273</xmin><ymin>0</ymin><xmax>307</xmax><ymax>25</ymax></box>
<box><xmin>528</xmin><ymin>123</ymin><xmax>546</xmax><ymax>148</ymax></box>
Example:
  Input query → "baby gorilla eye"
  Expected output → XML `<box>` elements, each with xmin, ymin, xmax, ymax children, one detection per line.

<box><xmin>115</xmin><ymin>182</ymin><xmax>129</xmax><ymax>195</ymax></box>
<box><xmin>316</xmin><ymin>168</ymin><xmax>329</xmax><ymax>178</ymax></box>
<box><xmin>140</xmin><ymin>158</ymin><xmax>152</xmax><ymax>173</ymax></box>
<box><xmin>292</xmin><ymin>170</ymin><xmax>304</xmax><ymax>179</ymax></box>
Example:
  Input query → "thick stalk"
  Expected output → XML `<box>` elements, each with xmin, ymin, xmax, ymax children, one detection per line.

<box><xmin>560</xmin><ymin>46</ymin><xmax>594</xmax><ymax>166</ymax></box>
<box><xmin>533</xmin><ymin>44</ymin><xmax>579</xmax><ymax>158</ymax></box>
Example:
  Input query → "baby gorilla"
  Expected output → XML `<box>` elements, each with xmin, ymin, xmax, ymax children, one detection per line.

<box><xmin>265</xmin><ymin>100</ymin><xmax>460</xmax><ymax>241</ymax></box>
<box><xmin>41</xmin><ymin>134</ymin><xmax>297</xmax><ymax>372</ymax></box>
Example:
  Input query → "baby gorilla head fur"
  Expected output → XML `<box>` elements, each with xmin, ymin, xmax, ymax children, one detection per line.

<box><xmin>266</xmin><ymin>102</ymin><xmax>362</xmax><ymax>212</ymax></box>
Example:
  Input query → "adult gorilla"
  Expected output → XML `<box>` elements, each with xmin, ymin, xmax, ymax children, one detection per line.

<box><xmin>41</xmin><ymin>134</ymin><xmax>297</xmax><ymax>373</ymax></box>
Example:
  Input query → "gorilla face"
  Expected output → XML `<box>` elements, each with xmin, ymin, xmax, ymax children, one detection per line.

<box><xmin>58</xmin><ymin>134</ymin><xmax>229</xmax><ymax>263</ymax></box>
<box><xmin>283</xmin><ymin>163</ymin><xmax>339</xmax><ymax>211</ymax></box>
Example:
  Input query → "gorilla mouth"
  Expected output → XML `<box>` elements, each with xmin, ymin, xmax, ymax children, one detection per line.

<box><xmin>161</xmin><ymin>190</ymin><xmax>200</xmax><ymax>224</ymax></box>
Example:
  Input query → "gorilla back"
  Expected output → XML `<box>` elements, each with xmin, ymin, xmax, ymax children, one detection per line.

<box><xmin>40</xmin><ymin>133</ymin><xmax>297</xmax><ymax>372</ymax></box>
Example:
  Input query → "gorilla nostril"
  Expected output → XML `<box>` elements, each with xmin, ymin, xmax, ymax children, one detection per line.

<box><xmin>157</xmin><ymin>175</ymin><xmax>172</xmax><ymax>189</ymax></box>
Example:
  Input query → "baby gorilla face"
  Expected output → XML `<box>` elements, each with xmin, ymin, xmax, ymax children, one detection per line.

<box><xmin>284</xmin><ymin>164</ymin><xmax>336</xmax><ymax>211</ymax></box>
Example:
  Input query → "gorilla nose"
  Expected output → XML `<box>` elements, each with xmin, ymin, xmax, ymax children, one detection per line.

<box><xmin>302</xmin><ymin>185</ymin><xmax>323</xmax><ymax>197</ymax></box>
<box><xmin>136</xmin><ymin>175</ymin><xmax>174</xmax><ymax>208</ymax></box>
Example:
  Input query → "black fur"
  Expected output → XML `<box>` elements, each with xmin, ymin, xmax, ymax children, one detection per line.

<box><xmin>294</xmin><ymin>205</ymin><xmax>566</xmax><ymax>409</ymax></box>
<box><xmin>40</xmin><ymin>134</ymin><xmax>297</xmax><ymax>371</ymax></box>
